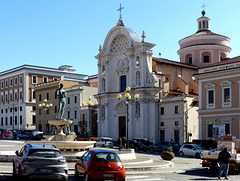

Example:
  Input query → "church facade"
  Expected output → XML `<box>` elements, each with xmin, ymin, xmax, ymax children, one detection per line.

<box><xmin>95</xmin><ymin>18</ymin><xmax>161</xmax><ymax>143</ymax></box>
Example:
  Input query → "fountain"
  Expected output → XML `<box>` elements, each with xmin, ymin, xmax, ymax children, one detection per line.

<box><xmin>26</xmin><ymin>83</ymin><xmax>95</xmax><ymax>157</ymax></box>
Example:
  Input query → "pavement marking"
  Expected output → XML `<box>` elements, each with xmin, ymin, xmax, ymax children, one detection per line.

<box><xmin>126</xmin><ymin>175</ymin><xmax>165</xmax><ymax>180</ymax></box>
<box><xmin>0</xmin><ymin>140</ymin><xmax>24</xmax><ymax>144</ymax></box>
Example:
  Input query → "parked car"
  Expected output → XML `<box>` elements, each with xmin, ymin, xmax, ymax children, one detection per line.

<box><xmin>149</xmin><ymin>141</ymin><xmax>180</xmax><ymax>154</ymax></box>
<box><xmin>96</xmin><ymin>137</ymin><xmax>113</xmax><ymax>148</ymax></box>
<box><xmin>75</xmin><ymin>150</ymin><xmax>126</xmax><ymax>181</ymax></box>
<box><xmin>179</xmin><ymin>143</ymin><xmax>206</xmax><ymax>158</ymax></box>
<box><xmin>16</xmin><ymin>132</ymin><xmax>30</xmax><ymax>139</ymax></box>
<box><xmin>192</xmin><ymin>139</ymin><xmax>217</xmax><ymax>150</ymax></box>
<box><xmin>133</xmin><ymin>138</ymin><xmax>153</xmax><ymax>147</ymax></box>
<box><xmin>2</xmin><ymin>130</ymin><xmax>12</xmax><ymax>138</ymax></box>
<box><xmin>13</xmin><ymin>144</ymin><xmax>68</xmax><ymax>180</ymax></box>
<box><xmin>75</xmin><ymin>133</ymin><xmax>98</xmax><ymax>141</ymax></box>
<box><xmin>32</xmin><ymin>133</ymin><xmax>46</xmax><ymax>140</ymax></box>
<box><xmin>129</xmin><ymin>140</ymin><xmax>148</xmax><ymax>152</ymax></box>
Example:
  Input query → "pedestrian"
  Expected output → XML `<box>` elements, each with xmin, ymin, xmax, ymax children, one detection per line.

<box><xmin>122</xmin><ymin>136</ymin><xmax>126</xmax><ymax>149</ymax></box>
<box><xmin>118</xmin><ymin>137</ymin><xmax>122</xmax><ymax>151</ymax></box>
<box><xmin>218</xmin><ymin>147</ymin><xmax>231</xmax><ymax>180</ymax></box>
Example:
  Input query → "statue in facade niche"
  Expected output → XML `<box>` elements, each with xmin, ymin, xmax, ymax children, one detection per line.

<box><xmin>55</xmin><ymin>83</ymin><xmax>66</xmax><ymax>120</ymax></box>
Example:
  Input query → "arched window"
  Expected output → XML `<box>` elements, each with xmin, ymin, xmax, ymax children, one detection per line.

<box><xmin>102</xmin><ymin>65</ymin><xmax>105</xmax><ymax>74</ymax></box>
<box><xmin>185</xmin><ymin>54</ymin><xmax>192</xmax><ymax>65</ymax></box>
<box><xmin>220</xmin><ymin>52</ymin><xmax>227</xmax><ymax>60</ymax></box>
<box><xmin>203</xmin><ymin>21</ymin><xmax>205</xmax><ymax>28</ymax></box>
<box><xmin>136</xmin><ymin>56</ymin><xmax>140</xmax><ymax>68</ymax></box>
<box><xmin>120</xmin><ymin>75</ymin><xmax>126</xmax><ymax>92</ymax></box>
<box><xmin>202</xmin><ymin>52</ymin><xmax>211</xmax><ymax>63</ymax></box>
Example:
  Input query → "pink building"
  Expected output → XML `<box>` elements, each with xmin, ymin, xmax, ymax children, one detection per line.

<box><xmin>195</xmin><ymin>56</ymin><xmax>240</xmax><ymax>139</ymax></box>
<box><xmin>192</xmin><ymin>10</ymin><xmax>240</xmax><ymax>140</ymax></box>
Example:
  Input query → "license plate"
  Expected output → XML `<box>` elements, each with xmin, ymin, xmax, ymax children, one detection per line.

<box><xmin>103</xmin><ymin>174</ymin><xmax>115</xmax><ymax>178</ymax></box>
<box><xmin>39</xmin><ymin>169</ymin><xmax>53</xmax><ymax>173</ymax></box>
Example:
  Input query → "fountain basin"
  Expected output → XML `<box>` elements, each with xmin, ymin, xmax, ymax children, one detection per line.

<box><xmin>25</xmin><ymin>140</ymin><xmax>96</xmax><ymax>152</ymax></box>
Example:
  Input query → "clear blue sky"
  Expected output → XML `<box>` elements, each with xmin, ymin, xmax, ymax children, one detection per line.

<box><xmin>0</xmin><ymin>0</ymin><xmax>240</xmax><ymax>76</ymax></box>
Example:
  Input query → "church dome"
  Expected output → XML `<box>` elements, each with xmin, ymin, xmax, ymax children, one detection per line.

<box><xmin>177</xmin><ymin>10</ymin><xmax>231</xmax><ymax>67</ymax></box>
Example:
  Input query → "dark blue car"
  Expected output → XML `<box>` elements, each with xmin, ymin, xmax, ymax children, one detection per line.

<box><xmin>149</xmin><ymin>141</ymin><xmax>180</xmax><ymax>154</ymax></box>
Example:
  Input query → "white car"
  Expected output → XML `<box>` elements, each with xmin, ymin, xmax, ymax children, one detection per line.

<box><xmin>179</xmin><ymin>144</ymin><xmax>206</xmax><ymax>158</ymax></box>
<box><xmin>96</xmin><ymin>137</ymin><xmax>113</xmax><ymax>148</ymax></box>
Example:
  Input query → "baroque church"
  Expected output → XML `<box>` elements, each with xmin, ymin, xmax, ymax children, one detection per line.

<box><xmin>95</xmin><ymin>7</ymin><xmax>231</xmax><ymax>144</ymax></box>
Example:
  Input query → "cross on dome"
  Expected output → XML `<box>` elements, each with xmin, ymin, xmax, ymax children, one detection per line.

<box><xmin>201</xmin><ymin>3</ymin><xmax>206</xmax><ymax>16</ymax></box>
<box><xmin>117</xmin><ymin>3</ymin><xmax>125</xmax><ymax>26</ymax></box>
<box><xmin>118</xmin><ymin>3</ymin><xmax>124</xmax><ymax>20</ymax></box>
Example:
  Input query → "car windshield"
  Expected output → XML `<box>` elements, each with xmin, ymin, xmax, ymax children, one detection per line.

<box><xmin>29</xmin><ymin>149</ymin><xmax>62</xmax><ymax>157</ymax></box>
<box><xmin>102</xmin><ymin>138</ymin><xmax>112</xmax><ymax>142</ymax></box>
<box><xmin>194</xmin><ymin>145</ymin><xmax>206</xmax><ymax>150</ymax></box>
<box><xmin>93</xmin><ymin>152</ymin><xmax>120</xmax><ymax>162</ymax></box>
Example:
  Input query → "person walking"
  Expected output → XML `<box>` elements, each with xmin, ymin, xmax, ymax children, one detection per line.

<box><xmin>117</xmin><ymin>137</ymin><xmax>122</xmax><ymax>151</ymax></box>
<box><xmin>122</xmin><ymin>136</ymin><xmax>126</xmax><ymax>149</ymax></box>
<box><xmin>218</xmin><ymin>147</ymin><xmax>231</xmax><ymax>180</ymax></box>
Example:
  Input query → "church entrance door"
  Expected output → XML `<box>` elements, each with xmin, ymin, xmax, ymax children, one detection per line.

<box><xmin>119</xmin><ymin>116</ymin><xmax>126</xmax><ymax>138</ymax></box>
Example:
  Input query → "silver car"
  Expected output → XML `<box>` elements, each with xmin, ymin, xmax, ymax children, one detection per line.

<box><xmin>13</xmin><ymin>144</ymin><xmax>68</xmax><ymax>181</ymax></box>
<box><xmin>179</xmin><ymin>143</ymin><xmax>206</xmax><ymax>158</ymax></box>
<box><xmin>96</xmin><ymin>137</ymin><xmax>114</xmax><ymax>148</ymax></box>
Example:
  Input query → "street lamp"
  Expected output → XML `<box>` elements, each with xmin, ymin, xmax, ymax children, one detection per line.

<box><xmin>117</xmin><ymin>87</ymin><xmax>139</xmax><ymax>149</ymax></box>
<box><xmin>85</xmin><ymin>96</ymin><xmax>98</xmax><ymax>135</ymax></box>
<box><xmin>38</xmin><ymin>99</ymin><xmax>53</xmax><ymax>133</ymax></box>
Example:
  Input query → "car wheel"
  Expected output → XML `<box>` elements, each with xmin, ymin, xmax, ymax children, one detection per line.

<box><xmin>12</xmin><ymin>163</ymin><xmax>17</xmax><ymax>178</ymax></box>
<box><xmin>195</xmin><ymin>152</ymin><xmax>201</xmax><ymax>158</ymax></box>
<box><xmin>179</xmin><ymin>151</ymin><xmax>184</xmax><ymax>156</ymax></box>
<box><xmin>18</xmin><ymin>167</ymin><xmax>25</xmax><ymax>180</ymax></box>
<box><xmin>101</xmin><ymin>144</ymin><xmax>106</xmax><ymax>147</ymax></box>
<box><xmin>149</xmin><ymin>147</ymin><xmax>154</xmax><ymax>153</ymax></box>
<box><xmin>74</xmin><ymin>166</ymin><xmax>79</xmax><ymax>178</ymax></box>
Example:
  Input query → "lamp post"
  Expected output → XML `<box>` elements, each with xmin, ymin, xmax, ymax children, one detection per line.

<box><xmin>38</xmin><ymin>99</ymin><xmax>53</xmax><ymax>133</ymax></box>
<box><xmin>117</xmin><ymin>87</ymin><xmax>139</xmax><ymax>149</ymax></box>
<box><xmin>85</xmin><ymin>96</ymin><xmax>98</xmax><ymax>135</ymax></box>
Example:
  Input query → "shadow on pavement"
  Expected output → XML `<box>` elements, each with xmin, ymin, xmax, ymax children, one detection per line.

<box><xmin>178</xmin><ymin>168</ymin><xmax>218</xmax><ymax>180</ymax></box>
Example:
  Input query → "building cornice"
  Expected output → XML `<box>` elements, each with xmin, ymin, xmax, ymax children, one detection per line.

<box><xmin>198</xmin><ymin>106</ymin><xmax>240</xmax><ymax>113</ymax></box>
<box><xmin>0</xmin><ymin>64</ymin><xmax>87</xmax><ymax>78</ymax></box>
<box><xmin>194</xmin><ymin>66</ymin><xmax>240</xmax><ymax>78</ymax></box>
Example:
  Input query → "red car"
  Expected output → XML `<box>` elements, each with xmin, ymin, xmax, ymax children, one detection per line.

<box><xmin>75</xmin><ymin>150</ymin><xmax>126</xmax><ymax>181</ymax></box>
<box><xmin>2</xmin><ymin>130</ymin><xmax>12</xmax><ymax>137</ymax></box>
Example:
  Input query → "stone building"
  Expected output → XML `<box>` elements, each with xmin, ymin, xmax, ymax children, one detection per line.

<box><xmin>95</xmin><ymin>12</ymin><xmax>200</xmax><ymax>143</ymax></box>
<box><xmin>65</xmin><ymin>85</ymin><xmax>98</xmax><ymax>135</ymax></box>
<box><xmin>152</xmin><ymin>58</ymin><xmax>199</xmax><ymax>144</ymax></box>
<box><xmin>0</xmin><ymin>64</ymin><xmax>87</xmax><ymax>131</ymax></box>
